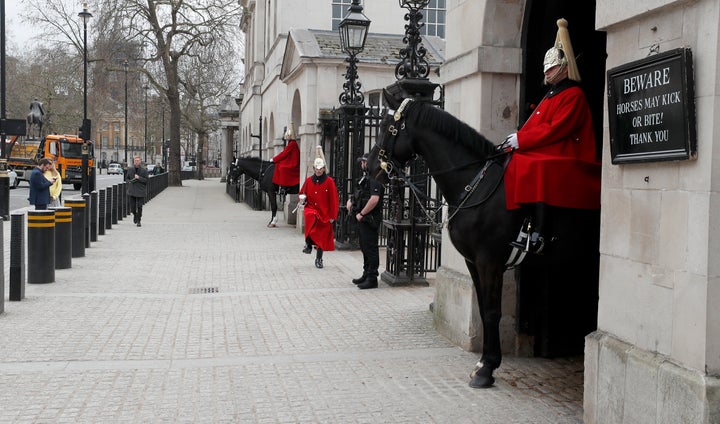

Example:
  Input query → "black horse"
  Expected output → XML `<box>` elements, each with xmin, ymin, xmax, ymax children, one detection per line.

<box><xmin>229</xmin><ymin>156</ymin><xmax>299</xmax><ymax>227</ymax></box>
<box><xmin>368</xmin><ymin>93</ymin><xmax>599</xmax><ymax>388</ymax></box>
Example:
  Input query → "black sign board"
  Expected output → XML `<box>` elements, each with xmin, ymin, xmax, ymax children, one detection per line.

<box><xmin>0</xmin><ymin>119</ymin><xmax>27</xmax><ymax>136</ymax></box>
<box><xmin>607</xmin><ymin>48</ymin><xmax>696</xmax><ymax>164</ymax></box>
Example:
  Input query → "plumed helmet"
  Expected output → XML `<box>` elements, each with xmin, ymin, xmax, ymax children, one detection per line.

<box><xmin>284</xmin><ymin>123</ymin><xmax>297</xmax><ymax>141</ymax></box>
<box><xmin>314</xmin><ymin>145</ymin><xmax>327</xmax><ymax>169</ymax></box>
<box><xmin>543</xmin><ymin>18</ymin><xmax>581</xmax><ymax>82</ymax></box>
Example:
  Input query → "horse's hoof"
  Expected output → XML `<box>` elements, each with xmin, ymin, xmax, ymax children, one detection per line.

<box><xmin>469</xmin><ymin>362</ymin><xmax>495</xmax><ymax>388</ymax></box>
<box><xmin>469</xmin><ymin>373</ymin><xmax>495</xmax><ymax>388</ymax></box>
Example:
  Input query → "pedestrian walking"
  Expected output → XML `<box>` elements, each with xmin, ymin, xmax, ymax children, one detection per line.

<box><xmin>346</xmin><ymin>153</ymin><xmax>384</xmax><ymax>289</ymax></box>
<box><xmin>126</xmin><ymin>155</ymin><xmax>149</xmax><ymax>227</ymax></box>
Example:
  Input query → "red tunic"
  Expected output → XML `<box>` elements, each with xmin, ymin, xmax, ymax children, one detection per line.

<box><xmin>504</xmin><ymin>82</ymin><xmax>601</xmax><ymax>210</ymax></box>
<box><xmin>300</xmin><ymin>173</ymin><xmax>339</xmax><ymax>251</ymax></box>
<box><xmin>271</xmin><ymin>140</ymin><xmax>300</xmax><ymax>187</ymax></box>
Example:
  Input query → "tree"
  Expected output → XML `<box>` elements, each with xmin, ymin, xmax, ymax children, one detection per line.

<box><xmin>105</xmin><ymin>0</ymin><xmax>243</xmax><ymax>186</ymax></box>
<box><xmin>179</xmin><ymin>41</ymin><xmax>242</xmax><ymax>180</ymax></box>
<box><xmin>26</xmin><ymin>0</ymin><xmax>244</xmax><ymax>185</ymax></box>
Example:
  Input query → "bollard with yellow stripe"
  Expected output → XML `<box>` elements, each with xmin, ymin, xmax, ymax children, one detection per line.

<box><xmin>50</xmin><ymin>206</ymin><xmax>72</xmax><ymax>269</ymax></box>
<box><xmin>27</xmin><ymin>210</ymin><xmax>55</xmax><ymax>284</ymax></box>
<box><xmin>65</xmin><ymin>198</ymin><xmax>86</xmax><ymax>258</ymax></box>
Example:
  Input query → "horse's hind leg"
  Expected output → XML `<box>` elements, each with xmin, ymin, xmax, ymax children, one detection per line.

<box><xmin>467</xmin><ymin>261</ymin><xmax>505</xmax><ymax>388</ymax></box>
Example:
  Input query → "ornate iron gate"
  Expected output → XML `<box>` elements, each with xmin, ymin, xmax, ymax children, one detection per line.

<box><xmin>321</xmin><ymin>101</ymin><xmax>442</xmax><ymax>284</ymax></box>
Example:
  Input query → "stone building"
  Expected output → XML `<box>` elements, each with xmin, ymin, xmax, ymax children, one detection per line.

<box><xmin>240</xmin><ymin>1</ymin><xmax>720</xmax><ymax>421</ymax></box>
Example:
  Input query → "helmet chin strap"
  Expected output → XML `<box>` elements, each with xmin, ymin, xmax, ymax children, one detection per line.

<box><xmin>545</xmin><ymin>64</ymin><xmax>566</xmax><ymax>85</ymax></box>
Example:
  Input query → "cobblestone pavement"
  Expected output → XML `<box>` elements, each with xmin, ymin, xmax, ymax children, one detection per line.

<box><xmin>0</xmin><ymin>179</ymin><xmax>583</xmax><ymax>423</ymax></box>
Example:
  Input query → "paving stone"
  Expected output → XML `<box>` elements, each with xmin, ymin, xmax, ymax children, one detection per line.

<box><xmin>0</xmin><ymin>179</ymin><xmax>583</xmax><ymax>423</ymax></box>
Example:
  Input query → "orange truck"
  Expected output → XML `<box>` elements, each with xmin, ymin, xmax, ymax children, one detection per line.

<box><xmin>8</xmin><ymin>134</ymin><xmax>94</xmax><ymax>190</ymax></box>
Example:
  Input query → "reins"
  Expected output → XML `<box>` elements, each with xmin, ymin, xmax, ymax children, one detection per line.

<box><xmin>378</xmin><ymin>99</ymin><xmax>511</xmax><ymax>229</ymax></box>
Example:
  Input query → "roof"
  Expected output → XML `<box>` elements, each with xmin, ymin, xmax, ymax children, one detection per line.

<box><xmin>281</xmin><ymin>29</ymin><xmax>445</xmax><ymax>80</ymax></box>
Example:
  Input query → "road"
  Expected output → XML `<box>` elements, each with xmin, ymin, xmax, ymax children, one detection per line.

<box><xmin>9</xmin><ymin>173</ymin><xmax>125</xmax><ymax>213</ymax></box>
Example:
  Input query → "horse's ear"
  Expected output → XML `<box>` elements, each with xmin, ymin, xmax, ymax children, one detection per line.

<box><xmin>382</xmin><ymin>87</ymin><xmax>402</xmax><ymax>110</ymax></box>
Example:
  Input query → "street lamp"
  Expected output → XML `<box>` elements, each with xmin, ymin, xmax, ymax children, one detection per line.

<box><xmin>143</xmin><ymin>84</ymin><xmax>149</xmax><ymax>163</ymax></box>
<box><xmin>123</xmin><ymin>58</ymin><xmax>128</xmax><ymax>166</ymax></box>
<box><xmin>338</xmin><ymin>0</ymin><xmax>370</xmax><ymax>106</ymax></box>
<box><xmin>335</xmin><ymin>0</ymin><xmax>370</xmax><ymax>249</ymax></box>
<box><xmin>78</xmin><ymin>2</ymin><xmax>92</xmax><ymax>193</ymax></box>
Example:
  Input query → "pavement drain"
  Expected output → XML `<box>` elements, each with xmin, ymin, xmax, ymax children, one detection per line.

<box><xmin>188</xmin><ymin>287</ymin><xmax>220</xmax><ymax>294</ymax></box>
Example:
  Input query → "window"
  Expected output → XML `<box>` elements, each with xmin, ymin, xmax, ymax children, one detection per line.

<box><xmin>421</xmin><ymin>0</ymin><xmax>445</xmax><ymax>38</ymax></box>
<box><xmin>102</xmin><ymin>135</ymin><xmax>108</xmax><ymax>148</ymax></box>
<box><xmin>114</xmin><ymin>123</ymin><xmax>120</xmax><ymax>132</ymax></box>
<box><xmin>332</xmin><ymin>0</ymin><xmax>362</xmax><ymax>31</ymax></box>
<box><xmin>114</xmin><ymin>136</ymin><xmax>119</xmax><ymax>148</ymax></box>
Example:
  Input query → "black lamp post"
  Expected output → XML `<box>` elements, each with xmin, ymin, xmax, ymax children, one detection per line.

<box><xmin>161</xmin><ymin>103</ymin><xmax>166</xmax><ymax>169</ymax></box>
<box><xmin>335</xmin><ymin>0</ymin><xmax>370</xmax><ymax>249</ymax></box>
<box><xmin>78</xmin><ymin>3</ymin><xmax>92</xmax><ymax>193</ymax></box>
<box><xmin>143</xmin><ymin>84</ymin><xmax>148</xmax><ymax>163</ymax></box>
<box><xmin>338</xmin><ymin>0</ymin><xmax>371</xmax><ymax>106</ymax></box>
<box><xmin>123</xmin><ymin>59</ymin><xmax>128</xmax><ymax>166</ymax></box>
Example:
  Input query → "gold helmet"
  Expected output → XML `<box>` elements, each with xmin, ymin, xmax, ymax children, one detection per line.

<box><xmin>284</xmin><ymin>123</ymin><xmax>297</xmax><ymax>141</ymax></box>
<box><xmin>543</xmin><ymin>18</ymin><xmax>581</xmax><ymax>82</ymax></box>
<box><xmin>313</xmin><ymin>145</ymin><xmax>326</xmax><ymax>169</ymax></box>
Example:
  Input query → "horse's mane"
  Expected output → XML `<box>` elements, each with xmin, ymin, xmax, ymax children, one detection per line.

<box><xmin>237</xmin><ymin>156</ymin><xmax>272</xmax><ymax>167</ymax></box>
<box><xmin>404</xmin><ymin>101</ymin><xmax>497</xmax><ymax>156</ymax></box>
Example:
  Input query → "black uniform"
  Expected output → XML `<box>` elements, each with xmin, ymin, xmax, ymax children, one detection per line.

<box><xmin>353</xmin><ymin>173</ymin><xmax>384</xmax><ymax>284</ymax></box>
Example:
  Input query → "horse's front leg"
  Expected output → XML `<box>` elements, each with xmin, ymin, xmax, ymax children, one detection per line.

<box><xmin>267</xmin><ymin>189</ymin><xmax>278</xmax><ymax>227</ymax></box>
<box><xmin>466</xmin><ymin>260</ymin><xmax>505</xmax><ymax>388</ymax></box>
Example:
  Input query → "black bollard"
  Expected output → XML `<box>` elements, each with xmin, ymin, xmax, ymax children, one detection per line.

<box><xmin>114</xmin><ymin>184</ymin><xmax>121</xmax><ymax>223</ymax></box>
<box><xmin>65</xmin><ymin>199</ymin><xmax>86</xmax><ymax>258</ymax></box>
<box><xmin>109</xmin><ymin>185</ymin><xmax>117</xmax><ymax>226</ymax></box>
<box><xmin>121</xmin><ymin>182</ymin><xmax>128</xmax><ymax>218</ymax></box>
<box><xmin>90</xmin><ymin>190</ymin><xmax>98</xmax><ymax>241</ymax></box>
<box><xmin>0</xmin><ymin>219</ymin><xmax>3</xmax><ymax>313</ymax></box>
<box><xmin>82</xmin><ymin>192</ymin><xmax>90</xmax><ymax>248</ymax></box>
<box><xmin>51</xmin><ymin>206</ymin><xmax>72</xmax><ymax>269</ymax></box>
<box><xmin>9</xmin><ymin>213</ymin><xmax>25</xmax><ymax>300</ymax></box>
<box><xmin>27</xmin><ymin>210</ymin><xmax>55</xmax><ymax>284</ymax></box>
<box><xmin>98</xmin><ymin>189</ymin><xmax>106</xmax><ymax>235</ymax></box>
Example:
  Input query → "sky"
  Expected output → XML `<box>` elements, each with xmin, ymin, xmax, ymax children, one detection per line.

<box><xmin>3</xmin><ymin>0</ymin><xmax>43</xmax><ymax>53</ymax></box>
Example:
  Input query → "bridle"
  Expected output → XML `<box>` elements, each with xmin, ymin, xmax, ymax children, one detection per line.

<box><xmin>376</xmin><ymin>98</ymin><xmax>414</xmax><ymax>182</ymax></box>
<box><xmin>375</xmin><ymin>98</ymin><xmax>511</xmax><ymax>228</ymax></box>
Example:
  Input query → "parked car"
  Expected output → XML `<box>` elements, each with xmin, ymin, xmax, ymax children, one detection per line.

<box><xmin>107</xmin><ymin>163</ymin><xmax>123</xmax><ymax>175</ymax></box>
<box><xmin>8</xmin><ymin>169</ymin><xmax>18</xmax><ymax>189</ymax></box>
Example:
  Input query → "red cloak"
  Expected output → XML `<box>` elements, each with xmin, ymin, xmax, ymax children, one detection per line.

<box><xmin>504</xmin><ymin>82</ymin><xmax>601</xmax><ymax>210</ymax></box>
<box><xmin>300</xmin><ymin>174</ymin><xmax>339</xmax><ymax>251</ymax></box>
<box><xmin>271</xmin><ymin>140</ymin><xmax>300</xmax><ymax>187</ymax></box>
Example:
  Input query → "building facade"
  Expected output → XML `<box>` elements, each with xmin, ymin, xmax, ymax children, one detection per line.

<box><xmin>240</xmin><ymin>0</ymin><xmax>720</xmax><ymax>421</ymax></box>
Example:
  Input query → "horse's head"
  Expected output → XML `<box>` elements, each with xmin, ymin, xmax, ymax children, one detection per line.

<box><xmin>367</xmin><ymin>92</ymin><xmax>418</xmax><ymax>184</ymax></box>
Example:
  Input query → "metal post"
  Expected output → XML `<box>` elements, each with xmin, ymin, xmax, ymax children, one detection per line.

<box><xmin>123</xmin><ymin>59</ymin><xmax>129</xmax><ymax>166</ymax></box>
<box><xmin>144</xmin><ymin>85</ymin><xmax>148</xmax><ymax>162</ymax></box>
<box><xmin>79</xmin><ymin>3</ymin><xmax>92</xmax><ymax>194</ymax></box>
<box><xmin>0</xmin><ymin>0</ymin><xmax>8</xmax><ymax>220</ymax></box>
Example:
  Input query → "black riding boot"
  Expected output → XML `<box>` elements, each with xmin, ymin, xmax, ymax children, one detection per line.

<box><xmin>510</xmin><ymin>203</ymin><xmax>547</xmax><ymax>254</ymax></box>
<box><xmin>315</xmin><ymin>249</ymin><xmax>324</xmax><ymax>269</ymax></box>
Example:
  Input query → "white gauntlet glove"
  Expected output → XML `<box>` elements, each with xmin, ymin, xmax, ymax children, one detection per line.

<box><xmin>505</xmin><ymin>133</ymin><xmax>519</xmax><ymax>149</ymax></box>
